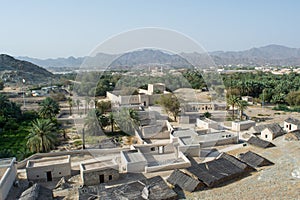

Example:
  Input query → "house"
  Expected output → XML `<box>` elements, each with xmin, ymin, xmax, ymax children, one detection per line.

<box><xmin>26</xmin><ymin>155</ymin><xmax>71</xmax><ymax>182</ymax></box>
<box><xmin>167</xmin><ymin>169</ymin><xmax>204</xmax><ymax>192</ymax></box>
<box><xmin>174</xmin><ymin>153</ymin><xmax>254</xmax><ymax>189</ymax></box>
<box><xmin>284</xmin><ymin>117</ymin><xmax>300</xmax><ymax>132</ymax></box>
<box><xmin>0</xmin><ymin>158</ymin><xmax>17</xmax><ymax>200</ymax></box>
<box><xmin>196</xmin><ymin>118</ymin><xmax>219</xmax><ymax>130</ymax></box>
<box><xmin>140</xmin><ymin>120</ymin><xmax>172</xmax><ymax>139</ymax></box>
<box><xmin>106</xmin><ymin>83</ymin><xmax>169</xmax><ymax>107</ymax></box>
<box><xmin>120</xmin><ymin>142</ymin><xmax>191</xmax><ymax>173</ymax></box>
<box><xmin>171</xmin><ymin>129</ymin><xmax>238</xmax><ymax>156</ymax></box>
<box><xmin>285</xmin><ymin>130</ymin><xmax>300</xmax><ymax>141</ymax></box>
<box><xmin>242</xmin><ymin>96</ymin><xmax>253</xmax><ymax>104</ymax></box>
<box><xmin>260</xmin><ymin>123</ymin><xmax>284</xmax><ymax>141</ymax></box>
<box><xmin>238</xmin><ymin>151</ymin><xmax>274</xmax><ymax>168</ymax></box>
<box><xmin>247</xmin><ymin>136</ymin><xmax>275</xmax><ymax>148</ymax></box>
<box><xmin>80</xmin><ymin>176</ymin><xmax>177</xmax><ymax>200</ymax></box>
<box><xmin>249</xmin><ymin>123</ymin><xmax>282</xmax><ymax>135</ymax></box>
<box><xmin>232</xmin><ymin>120</ymin><xmax>256</xmax><ymax>132</ymax></box>
<box><xmin>18</xmin><ymin>183</ymin><xmax>53</xmax><ymax>200</ymax></box>
<box><xmin>80</xmin><ymin>159</ymin><xmax>119</xmax><ymax>186</ymax></box>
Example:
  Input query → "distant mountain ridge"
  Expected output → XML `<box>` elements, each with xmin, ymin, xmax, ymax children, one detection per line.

<box><xmin>17</xmin><ymin>44</ymin><xmax>300</xmax><ymax>69</ymax></box>
<box><xmin>0</xmin><ymin>54</ymin><xmax>54</xmax><ymax>84</ymax></box>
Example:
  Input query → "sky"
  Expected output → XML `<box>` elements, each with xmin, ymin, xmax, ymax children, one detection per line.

<box><xmin>0</xmin><ymin>0</ymin><xmax>300</xmax><ymax>59</ymax></box>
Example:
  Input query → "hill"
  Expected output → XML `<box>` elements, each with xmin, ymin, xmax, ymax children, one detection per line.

<box><xmin>0</xmin><ymin>54</ymin><xmax>54</xmax><ymax>84</ymax></box>
<box><xmin>17</xmin><ymin>45</ymin><xmax>300</xmax><ymax>70</ymax></box>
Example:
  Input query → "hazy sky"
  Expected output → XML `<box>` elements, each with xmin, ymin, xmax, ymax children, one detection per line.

<box><xmin>1</xmin><ymin>0</ymin><xmax>300</xmax><ymax>58</ymax></box>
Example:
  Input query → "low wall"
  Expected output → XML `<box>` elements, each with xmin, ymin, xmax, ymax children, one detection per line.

<box><xmin>0</xmin><ymin>158</ymin><xmax>17</xmax><ymax>200</ymax></box>
<box><xmin>17</xmin><ymin>148</ymin><xmax>127</xmax><ymax>169</ymax></box>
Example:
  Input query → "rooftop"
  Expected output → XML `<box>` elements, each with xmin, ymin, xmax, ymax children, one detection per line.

<box><xmin>285</xmin><ymin>117</ymin><xmax>300</xmax><ymax>125</ymax></box>
<box><xmin>122</xmin><ymin>150</ymin><xmax>147</xmax><ymax>163</ymax></box>
<box><xmin>27</xmin><ymin>155</ymin><xmax>70</xmax><ymax>168</ymax></box>
<box><xmin>81</xmin><ymin>160</ymin><xmax>118</xmax><ymax>171</ymax></box>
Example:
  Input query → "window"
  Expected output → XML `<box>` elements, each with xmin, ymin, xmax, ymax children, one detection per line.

<box><xmin>150</xmin><ymin>147</ymin><xmax>155</xmax><ymax>151</ymax></box>
<box><xmin>265</xmin><ymin>135</ymin><xmax>268</xmax><ymax>138</ymax></box>
<box><xmin>59</xmin><ymin>172</ymin><xmax>61</xmax><ymax>175</ymax></box>
<box><xmin>36</xmin><ymin>175</ymin><xmax>39</xmax><ymax>178</ymax></box>
<box><xmin>109</xmin><ymin>175</ymin><xmax>112</xmax><ymax>180</ymax></box>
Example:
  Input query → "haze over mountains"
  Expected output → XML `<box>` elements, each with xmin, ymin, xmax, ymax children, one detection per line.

<box><xmin>14</xmin><ymin>44</ymin><xmax>300</xmax><ymax>69</ymax></box>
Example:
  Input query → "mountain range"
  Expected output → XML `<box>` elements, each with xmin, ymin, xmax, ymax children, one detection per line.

<box><xmin>17</xmin><ymin>45</ymin><xmax>300</xmax><ymax>70</ymax></box>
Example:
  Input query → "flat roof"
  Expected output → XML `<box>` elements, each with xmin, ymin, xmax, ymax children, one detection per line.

<box><xmin>81</xmin><ymin>160</ymin><xmax>117</xmax><ymax>171</ymax></box>
<box><xmin>122</xmin><ymin>150</ymin><xmax>147</xmax><ymax>163</ymax></box>
<box><xmin>27</xmin><ymin>155</ymin><xmax>70</xmax><ymax>168</ymax></box>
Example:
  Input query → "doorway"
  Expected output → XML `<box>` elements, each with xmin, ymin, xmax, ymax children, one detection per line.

<box><xmin>99</xmin><ymin>174</ymin><xmax>105</xmax><ymax>183</ymax></box>
<box><xmin>46</xmin><ymin>171</ymin><xmax>52</xmax><ymax>182</ymax></box>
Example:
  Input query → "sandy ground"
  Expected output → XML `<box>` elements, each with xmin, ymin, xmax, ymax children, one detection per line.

<box><xmin>187</xmin><ymin>136</ymin><xmax>300</xmax><ymax>200</ymax></box>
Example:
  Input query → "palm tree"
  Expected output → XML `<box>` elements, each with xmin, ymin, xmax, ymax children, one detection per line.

<box><xmin>108</xmin><ymin>112</ymin><xmax>115</xmax><ymax>134</ymax></box>
<box><xmin>114</xmin><ymin>108</ymin><xmax>139</xmax><ymax>135</ymax></box>
<box><xmin>75</xmin><ymin>99</ymin><xmax>81</xmax><ymax>114</ymax></box>
<box><xmin>39</xmin><ymin>97</ymin><xmax>60</xmax><ymax>119</ymax></box>
<box><xmin>227</xmin><ymin>95</ymin><xmax>240</xmax><ymax>120</ymax></box>
<box><xmin>237</xmin><ymin>100</ymin><xmax>248</xmax><ymax>120</ymax></box>
<box><xmin>67</xmin><ymin>97</ymin><xmax>73</xmax><ymax>116</ymax></box>
<box><xmin>84</xmin><ymin>97</ymin><xmax>91</xmax><ymax>114</ymax></box>
<box><xmin>27</xmin><ymin>119</ymin><xmax>57</xmax><ymax>153</ymax></box>
<box><xmin>84</xmin><ymin>109</ymin><xmax>101</xmax><ymax>136</ymax></box>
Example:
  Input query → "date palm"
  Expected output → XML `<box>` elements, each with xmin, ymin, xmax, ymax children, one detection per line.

<box><xmin>27</xmin><ymin>119</ymin><xmax>57</xmax><ymax>153</ymax></box>
<box><xmin>227</xmin><ymin>95</ymin><xmax>240</xmax><ymax>120</ymax></box>
<box><xmin>237</xmin><ymin>100</ymin><xmax>248</xmax><ymax>120</ymax></box>
<box><xmin>39</xmin><ymin>97</ymin><xmax>60</xmax><ymax>119</ymax></box>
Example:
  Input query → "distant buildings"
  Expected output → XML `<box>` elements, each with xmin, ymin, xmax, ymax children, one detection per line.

<box><xmin>107</xmin><ymin>83</ymin><xmax>169</xmax><ymax>107</ymax></box>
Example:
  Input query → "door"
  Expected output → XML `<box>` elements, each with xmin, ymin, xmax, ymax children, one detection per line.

<box><xmin>99</xmin><ymin>174</ymin><xmax>105</xmax><ymax>183</ymax></box>
<box><xmin>46</xmin><ymin>171</ymin><xmax>52</xmax><ymax>182</ymax></box>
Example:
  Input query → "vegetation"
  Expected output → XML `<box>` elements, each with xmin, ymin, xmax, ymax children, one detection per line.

<box><xmin>159</xmin><ymin>94</ymin><xmax>181</xmax><ymax>121</ymax></box>
<box><xmin>39</xmin><ymin>97</ymin><xmax>60</xmax><ymax>119</ymax></box>
<box><xmin>26</xmin><ymin>119</ymin><xmax>57</xmax><ymax>153</ymax></box>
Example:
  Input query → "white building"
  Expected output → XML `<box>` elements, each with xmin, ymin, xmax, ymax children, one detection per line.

<box><xmin>26</xmin><ymin>155</ymin><xmax>71</xmax><ymax>182</ymax></box>
<box><xmin>260</xmin><ymin>124</ymin><xmax>284</xmax><ymax>142</ymax></box>
<box><xmin>232</xmin><ymin>120</ymin><xmax>256</xmax><ymax>132</ymax></box>
<box><xmin>0</xmin><ymin>158</ymin><xmax>17</xmax><ymax>200</ymax></box>
<box><xmin>107</xmin><ymin>83</ymin><xmax>169</xmax><ymax>107</ymax></box>
<box><xmin>284</xmin><ymin>117</ymin><xmax>300</xmax><ymax>132</ymax></box>
<box><xmin>196</xmin><ymin>118</ymin><xmax>219</xmax><ymax>130</ymax></box>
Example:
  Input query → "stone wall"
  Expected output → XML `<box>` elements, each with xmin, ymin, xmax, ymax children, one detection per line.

<box><xmin>81</xmin><ymin>168</ymin><xmax>119</xmax><ymax>186</ymax></box>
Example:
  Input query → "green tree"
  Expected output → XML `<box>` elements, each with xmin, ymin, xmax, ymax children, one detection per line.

<box><xmin>108</xmin><ymin>112</ymin><xmax>115</xmax><ymax>134</ymax></box>
<box><xmin>159</xmin><ymin>94</ymin><xmax>181</xmax><ymax>121</ymax></box>
<box><xmin>76</xmin><ymin>99</ymin><xmax>81</xmax><ymax>113</ymax></box>
<box><xmin>227</xmin><ymin>95</ymin><xmax>240</xmax><ymax>120</ymax></box>
<box><xmin>84</xmin><ymin>109</ymin><xmax>101</xmax><ymax>136</ymax></box>
<box><xmin>67</xmin><ymin>97</ymin><xmax>73</xmax><ymax>115</ymax></box>
<box><xmin>27</xmin><ymin>119</ymin><xmax>57</xmax><ymax>153</ymax></box>
<box><xmin>0</xmin><ymin>80</ymin><xmax>4</xmax><ymax>90</ymax></box>
<box><xmin>237</xmin><ymin>100</ymin><xmax>248</xmax><ymax>120</ymax></box>
<box><xmin>39</xmin><ymin>97</ymin><xmax>60</xmax><ymax>119</ymax></box>
<box><xmin>114</xmin><ymin>108</ymin><xmax>139</xmax><ymax>134</ymax></box>
<box><xmin>203</xmin><ymin>112</ymin><xmax>212</xmax><ymax>119</ymax></box>
<box><xmin>97</xmin><ymin>100</ymin><xmax>111</xmax><ymax>114</ymax></box>
<box><xmin>286</xmin><ymin>91</ymin><xmax>300</xmax><ymax>106</ymax></box>
<box><xmin>0</xmin><ymin>94</ymin><xmax>21</xmax><ymax>120</ymax></box>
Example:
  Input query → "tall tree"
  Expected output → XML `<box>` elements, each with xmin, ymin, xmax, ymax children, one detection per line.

<box><xmin>27</xmin><ymin>119</ymin><xmax>57</xmax><ymax>153</ymax></box>
<box><xmin>227</xmin><ymin>95</ymin><xmax>240</xmax><ymax>120</ymax></box>
<box><xmin>237</xmin><ymin>100</ymin><xmax>248</xmax><ymax>120</ymax></box>
<box><xmin>159</xmin><ymin>94</ymin><xmax>181</xmax><ymax>121</ymax></box>
<box><xmin>76</xmin><ymin>99</ymin><xmax>81</xmax><ymax>113</ymax></box>
<box><xmin>39</xmin><ymin>97</ymin><xmax>60</xmax><ymax>119</ymax></box>
<box><xmin>67</xmin><ymin>97</ymin><xmax>73</xmax><ymax>116</ymax></box>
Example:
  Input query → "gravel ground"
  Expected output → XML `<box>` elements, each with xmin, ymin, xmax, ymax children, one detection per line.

<box><xmin>187</xmin><ymin>136</ymin><xmax>300</xmax><ymax>200</ymax></box>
